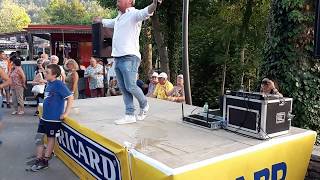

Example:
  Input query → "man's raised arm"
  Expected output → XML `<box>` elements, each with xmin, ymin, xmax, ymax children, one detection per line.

<box><xmin>134</xmin><ymin>0</ymin><xmax>162</xmax><ymax>22</ymax></box>
<box><xmin>93</xmin><ymin>17</ymin><xmax>116</xmax><ymax>28</ymax></box>
<box><xmin>148</xmin><ymin>0</ymin><xmax>162</xmax><ymax>14</ymax></box>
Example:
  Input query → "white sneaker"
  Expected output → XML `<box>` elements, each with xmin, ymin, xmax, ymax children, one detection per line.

<box><xmin>136</xmin><ymin>103</ymin><xmax>150</xmax><ymax>121</ymax></box>
<box><xmin>114</xmin><ymin>115</ymin><xmax>136</xmax><ymax>125</ymax></box>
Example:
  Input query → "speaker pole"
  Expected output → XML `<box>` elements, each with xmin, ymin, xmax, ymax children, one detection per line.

<box><xmin>182</xmin><ymin>0</ymin><xmax>192</xmax><ymax>105</ymax></box>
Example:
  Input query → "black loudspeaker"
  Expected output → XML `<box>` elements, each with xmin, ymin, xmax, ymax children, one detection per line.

<box><xmin>92</xmin><ymin>23</ymin><xmax>113</xmax><ymax>58</ymax></box>
<box><xmin>314</xmin><ymin>0</ymin><xmax>320</xmax><ymax>58</ymax></box>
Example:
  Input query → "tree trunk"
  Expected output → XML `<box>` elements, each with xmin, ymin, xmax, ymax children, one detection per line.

<box><xmin>239</xmin><ymin>0</ymin><xmax>253</xmax><ymax>90</ymax></box>
<box><xmin>221</xmin><ymin>40</ymin><xmax>230</xmax><ymax>95</ymax></box>
<box><xmin>240</xmin><ymin>47</ymin><xmax>245</xmax><ymax>90</ymax></box>
<box><xmin>141</xmin><ymin>23</ymin><xmax>153</xmax><ymax>81</ymax></box>
<box><xmin>151</xmin><ymin>15</ymin><xmax>170</xmax><ymax>76</ymax></box>
<box><xmin>167</xmin><ymin>0</ymin><xmax>180</xmax><ymax>82</ymax></box>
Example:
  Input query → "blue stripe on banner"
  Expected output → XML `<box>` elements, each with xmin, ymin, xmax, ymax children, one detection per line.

<box><xmin>57</xmin><ymin>123</ymin><xmax>122</xmax><ymax>180</ymax></box>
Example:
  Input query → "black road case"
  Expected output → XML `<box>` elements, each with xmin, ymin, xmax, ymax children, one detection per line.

<box><xmin>223</xmin><ymin>94</ymin><xmax>293</xmax><ymax>139</ymax></box>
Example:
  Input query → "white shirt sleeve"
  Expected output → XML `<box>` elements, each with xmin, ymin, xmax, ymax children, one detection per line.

<box><xmin>102</xmin><ymin>19</ymin><xmax>116</xmax><ymax>28</ymax></box>
<box><xmin>133</xmin><ymin>6</ymin><xmax>154</xmax><ymax>22</ymax></box>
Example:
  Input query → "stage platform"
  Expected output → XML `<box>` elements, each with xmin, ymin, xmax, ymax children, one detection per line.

<box><xmin>47</xmin><ymin>97</ymin><xmax>317</xmax><ymax>180</ymax></box>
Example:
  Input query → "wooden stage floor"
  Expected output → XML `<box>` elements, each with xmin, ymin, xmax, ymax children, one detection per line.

<box><xmin>68</xmin><ymin>96</ymin><xmax>308</xmax><ymax>169</ymax></box>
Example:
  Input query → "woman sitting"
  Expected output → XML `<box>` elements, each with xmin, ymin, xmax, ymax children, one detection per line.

<box><xmin>260</xmin><ymin>78</ymin><xmax>283</xmax><ymax>97</ymax></box>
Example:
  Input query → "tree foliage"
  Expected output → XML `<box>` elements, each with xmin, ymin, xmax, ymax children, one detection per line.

<box><xmin>41</xmin><ymin>0</ymin><xmax>116</xmax><ymax>25</ymax></box>
<box><xmin>189</xmin><ymin>0</ymin><xmax>270</xmax><ymax>107</ymax></box>
<box><xmin>0</xmin><ymin>0</ymin><xmax>31</xmax><ymax>33</ymax></box>
<box><xmin>263</xmin><ymin>0</ymin><xmax>320</xmax><ymax>141</ymax></box>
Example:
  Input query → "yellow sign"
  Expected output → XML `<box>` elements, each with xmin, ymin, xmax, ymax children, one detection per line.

<box><xmin>45</xmin><ymin>106</ymin><xmax>315</xmax><ymax>180</ymax></box>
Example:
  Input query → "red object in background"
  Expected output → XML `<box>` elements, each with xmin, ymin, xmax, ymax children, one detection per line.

<box><xmin>79</xmin><ymin>42</ymin><xmax>92</xmax><ymax>67</ymax></box>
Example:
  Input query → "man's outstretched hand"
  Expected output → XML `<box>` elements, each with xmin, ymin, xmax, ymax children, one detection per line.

<box><xmin>149</xmin><ymin>0</ymin><xmax>163</xmax><ymax>14</ymax></box>
<box><xmin>93</xmin><ymin>17</ymin><xmax>102</xmax><ymax>23</ymax></box>
<box><xmin>153</xmin><ymin>0</ymin><xmax>162</xmax><ymax>5</ymax></box>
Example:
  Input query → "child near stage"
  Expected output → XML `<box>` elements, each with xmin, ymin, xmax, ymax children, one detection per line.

<box><xmin>29</xmin><ymin>64</ymin><xmax>73</xmax><ymax>171</ymax></box>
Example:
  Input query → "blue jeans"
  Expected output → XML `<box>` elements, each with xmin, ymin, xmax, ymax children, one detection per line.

<box><xmin>115</xmin><ymin>55</ymin><xmax>147</xmax><ymax>115</ymax></box>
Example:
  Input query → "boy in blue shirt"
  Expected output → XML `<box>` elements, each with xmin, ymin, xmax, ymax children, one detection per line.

<box><xmin>30</xmin><ymin>64</ymin><xmax>73</xmax><ymax>171</ymax></box>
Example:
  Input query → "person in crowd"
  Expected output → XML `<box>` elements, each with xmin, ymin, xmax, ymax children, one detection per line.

<box><xmin>167</xmin><ymin>74</ymin><xmax>185</xmax><ymax>103</ymax></box>
<box><xmin>5</xmin><ymin>54</ymin><xmax>13</xmax><ymax>75</ymax></box>
<box><xmin>93</xmin><ymin>0</ymin><xmax>162</xmax><ymax>125</ymax></box>
<box><xmin>32</xmin><ymin>59</ymin><xmax>47</xmax><ymax>116</ymax></box>
<box><xmin>152</xmin><ymin>72</ymin><xmax>174</xmax><ymax>100</ymax></box>
<box><xmin>65</xmin><ymin>59</ymin><xmax>79</xmax><ymax>99</ymax></box>
<box><xmin>9</xmin><ymin>52</ymin><xmax>17</xmax><ymax>58</ymax></box>
<box><xmin>260</xmin><ymin>78</ymin><xmax>283</xmax><ymax>97</ymax></box>
<box><xmin>29</xmin><ymin>64</ymin><xmax>73</xmax><ymax>171</ymax></box>
<box><xmin>136</xmin><ymin>74</ymin><xmax>148</xmax><ymax>94</ymax></box>
<box><xmin>10</xmin><ymin>57</ymin><xmax>26</xmax><ymax>115</ymax></box>
<box><xmin>35</xmin><ymin>52</ymin><xmax>43</xmax><ymax>60</ymax></box>
<box><xmin>16</xmin><ymin>51</ymin><xmax>24</xmax><ymax>61</ymax></box>
<box><xmin>0</xmin><ymin>66</ymin><xmax>12</xmax><ymax>145</ymax></box>
<box><xmin>76</xmin><ymin>58</ymin><xmax>86</xmax><ymax>71</ymax></box>
<box><xmin>84</xmin><ymin>57</ymin><xmax>104</xmax><ymax>98</ymax></box>
<box><xmin>106</xmin><ymin>58</ymin><xmax>116</xmax><ymax>83</ymax></box>
<box><xmin>50</xmin><ymin>55</ymin><xmax>66</xmax><ymax>82</ymax></box>
<box><xmin>0</xmin><ymin>51</ymin><xmax>8</xmax><ymax>72</ymax></box>
<box><xmin>0</xmin><ymin>51</ymin><xmax>10</xmax><ymax>108</ymax></box>
<box><xmin>40</xmin><ymin>53</ymin><xmax>49</xmax><ymax>63</ymax></box>
<box><xmin>109</xmin><ymin>78</ymin><xmax>122</xmax><ymax>96</ymax></box>
<box><xmin>146</xmin><ymin>72</ymin><xmax>159</xmax><ymax>97</ymax></box>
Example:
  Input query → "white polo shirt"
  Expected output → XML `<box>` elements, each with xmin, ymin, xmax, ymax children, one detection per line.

<box><xmin>102</xmin><ymin>6</ymin><xmax>153</xmax><ymax>59</ymax></box>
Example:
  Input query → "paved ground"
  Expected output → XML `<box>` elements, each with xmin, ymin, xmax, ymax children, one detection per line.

<box><xmin>0</xmin><ymin>106</ymin><xmax>78</xmax><ymax>180</ymax></box>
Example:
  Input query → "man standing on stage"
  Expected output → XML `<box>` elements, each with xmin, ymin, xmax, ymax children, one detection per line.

<box><xmin>94</xmin><ymin>0</ymin><xmax>161</xmax><ymax>125</ymax></box>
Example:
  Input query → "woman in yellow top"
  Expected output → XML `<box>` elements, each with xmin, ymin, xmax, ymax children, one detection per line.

<box><xmin>152</xmin><ymin>72</ymin><xmax>174</xmax><ymax>100</ymax></box>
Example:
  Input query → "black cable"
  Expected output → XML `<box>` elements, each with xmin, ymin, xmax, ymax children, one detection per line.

<box><xmin>230</xmin><ymin>91</ymin><xmax>270</xmax><ymax>139</ymax></box>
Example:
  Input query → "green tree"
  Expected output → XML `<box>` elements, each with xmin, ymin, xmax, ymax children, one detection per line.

<box><xmin>0</xmin><ymin>0</ymin><xmax>31</xmax><ymax>33</ymax></box>
<box><xmin>42</xmin><ymin>0</ymin><xmax>115</xmax><ymax>25</ymax></box>
<box><xmin>189</xmin><ymin>0</ymin><xmax>270</xmax><ymax>107</ymax></box>
<box><xmin>263</xmin><ymin>0</ymin><xmax>319</xmax><ymax>142</ymax></box>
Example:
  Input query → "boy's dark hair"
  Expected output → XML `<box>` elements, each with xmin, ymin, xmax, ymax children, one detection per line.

<box><xmin>10</xmin><ymin>52</ymin><xmax>16</xmax><ymax>57</ymax></box>
<box><xmin>11</xmin><ymin>56</ymin><xmax>21</xmax><ymax>66</ymax></box>
<box><xmin>0</xmin><ymin>50</ymin><xmax>4</xmax><ymax>54</ymax></box>
<box><xmin>47</xmin><ymin>64</ymin><xmax>61</xmax><ymax>78</ymax></box>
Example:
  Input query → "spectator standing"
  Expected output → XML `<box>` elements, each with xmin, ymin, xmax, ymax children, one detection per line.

<box><xmin>40</xmin><ymin>54</ymin><xmax>49</xmax><ymax>63</ymax></box>
<box><xmin>10</xmin><ymin>57</ymin><xmax>26</xmax><ymax>115</ymax></box>
<box><xmin>65</xmin><ymin>59</ymin><xmax>79</xmax><ymax>99</ymax></box>
<box><xmin>29</xmin><ymin>64</ymin><xmax>73</xmax><ymax>171</ymax></box>
<box><xmin>0</xmin><ymin>51</ymin><xmax>10</xmax><ymax>108</ymax></box>
<box><xmin>0</xmin><ymin>67</ymin><xmax>12</xmax><ymax>145</ymax></box>
<box><xmin>16</xmin><ymin>51</ymin><xmax>25</xmax><ymax>61</ymax></box>
<box><xmin>106</xmin><ymin>58</ymin><xmax>116</xmax><ymax>83</ymax></box>
<box><xmin>32</xmin><ymin>59</ymin><xmax>47</xmax><ymax>116</ymax></box>
<box><xmin>84</xmin><ymin>57</ymin><xmax>104</xmax><ymax>97</ymax></box>
<box><xmin>50</xmin><ymin>55</ymin><xmax>66</xmax><ymax>82</ymax></box>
